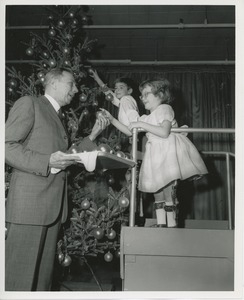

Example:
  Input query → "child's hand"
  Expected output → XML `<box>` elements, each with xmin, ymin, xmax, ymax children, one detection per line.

<box><xmin>88</xmin><ymin>69</ymin><xmax>98</xmax><ymax>79</ymax></box>
<box><xmin>99</xmin><ymin>108</ymin><xmax>113</xmax><ymax>122</ymax></box>
<box><xmin>128</xmin><ymin>122</ymin><xmax>142</xmax><ymax>131</ymax></box>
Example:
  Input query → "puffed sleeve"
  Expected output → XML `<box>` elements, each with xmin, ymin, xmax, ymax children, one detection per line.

<box><xmin>155</xmin><ymin>104</ymin><xmax>175</xmax><ymax>124</ymax></box>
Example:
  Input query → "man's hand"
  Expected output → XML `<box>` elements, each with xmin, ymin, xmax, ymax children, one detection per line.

<box><xmin>89</xmin><ymin>116</ymin><xmax>110</xmax><ymax>141</ymax></box>
<box><xmin>49</xmin><ymin>151</ymin><xmax>76</xmax><ymax>169</ymax></box>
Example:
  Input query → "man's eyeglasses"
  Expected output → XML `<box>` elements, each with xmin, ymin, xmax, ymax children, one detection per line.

<box><xmin>139</xmin><ymin>92</ymin><xmax>154</xmax><ymax>100</ymax></box>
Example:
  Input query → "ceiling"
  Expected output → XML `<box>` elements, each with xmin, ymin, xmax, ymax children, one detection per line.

<box><xmin>6</xmin><ymin>5</ymin><xmax>235</xmax><ymax>65</ymax></box>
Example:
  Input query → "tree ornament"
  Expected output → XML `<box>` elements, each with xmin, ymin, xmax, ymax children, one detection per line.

<box><xmin>105</xmin><ymin>93</ymin><xmax>114</xmax><ymax>101</ymax></box>
<box><xmin>57</xmin><ymin>19</ymin><xmax>65</xmax><ymax>28</ymax></box>
<box><xmin>114</xmin><ymin>144</ymin><xmax>121</xmax><ymax>151</ymax></box>
<box><xmin>119</xmin><ymin>196</ymin><xmax>129</xmax><ymax>208</ymax></box>
<box><xmin>64</xmin><ymin>60</ymin><xmax>71</xmax><ymax>67</ymax></box>
<box><xmin>79</xmin><ymin>93</ymin><xmax>87</xmax><ymax>102</ymax></box>
<box><xmin>96</xmin><ymin>110</ymin><xmax>107</xmax><ymax>119</ymax></box>
<box><xmin>61</xmin><ymin>254</ymin><xmax>72</xmax><ymax>267</ymax></box>
<box><xmin>83</xmin><ymin>108</ymin><xmax>89</xmax><ymax>116</ymax></box>
<box><xmin>104</xmin><ymin>251</ymin><xmax>113</xmax><ymax>262</ymax></box>
<box><xmin>81</xmin><ymin>15</ymin><xmax>88</xmax><ymax>24</ymax></box>
<box><xmin>48</xmin><ymin>14</ymin><xmax>54</xmax><ymax>21</ymax></box>
<box><xmin>42</xmin><ymin>51</ymin><xmax>49</xmax><ymax>59</ymax></box>
<box><xmin>8</xmin><ymin>79</ymin><xmax>18</xmax><ymax>88</ymax></box>
<box><xmin>108</xmin><ymin>175</ymin><xmax>115</xmax><ymax>186</ymax></box>
<box><xmin>40</xmin><ymin>77</ymin><xmax>45</xmax><ymax>84</ymax></box>
<box><xmin>48</xmin><ymin>29</ymin><xmax>56</xmax><ymax>37</ymax></box>
<box><xmin>58</xmin><ymin>252</ymin><xmax>64</xmax><ymax>263</ymax></box>
<box><xmin>69</xmin><ymin>143</ymin><xmax>79</xmax><ymax>154</ymax></box>
<box><xmin>68</xmin><ymin>11</ymin><xmax>75</xmax><ymax>18</ymax></box>
<box><xmin>87</xmin><ymin>68</ymin><xmax>94</xmax><ymax>75</ymax></box>
<box><xmin>115</xmin><ymin>249</ymin><xmax>121</xmax><ymax>258</ymax></box>
<box><xmin>116</xmin><ymin>151</ymin><xmax>126</xmax><ymax>158</ymax></box>
<box><xmin>107</xmin><ymin>229</ymin><xmax>116</xmax><ymax>240</ymax></box>
<box><xmin>124</xmin><ymin>152</ymin><xmax>132</xmax><ymax>159</ymax></box>
<box><xmin>63</xmin><ymin>46</ymin><xmax>70</xmax><ymax>55</ymax></box>
<box><xmin>48</xmin><ymin>58</ymin><xmax>57</xmax><ymax>68</ymax></box>
<box><xmin>71</xmin><ymin>18</ymin><xmax>79</xmax><ymax>27</ymax></box>
<box><xmin>98</xmin><ymin>143</ymin><xmax>111</xmax><ymax>153</ymax></box>
<box><xmin>37</xmin><ymin>71</ymin><xmax>45</xmax><ymax>79</ymax></box>
<box><xmin>25</xmin><ymin>47</ymin><xmax>34</xmax><ymax>56</ymax></box>
<box><xmin>93</xmin><ymin>228</ymin><xmax>104</xmax><ymax>240</ymax></box>
<box><xmin>65</xmin><ymin>33</ymin><xmax>72</xmax><ymax>41</ymax></box>
<box><xmin>81</xmin><ymin>198</ymin><xmax>90</xmax><ymax>210</ymax></box>
<box><xmin>7</xmin><ymin>87</ymin><xmax>14</xmax><ymax>94</ymax></box>
<box><xmin>86</xmin><ymin>47</ymin><xmax>91</xmax><ymax>53</ymax></box>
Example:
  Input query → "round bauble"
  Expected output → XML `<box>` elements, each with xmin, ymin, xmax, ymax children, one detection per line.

<box><xmin>87</xmin><ymin>68</ymin><xmax>94</xmax><ymax>75</ymax></box>
<box><xmin>115</xmin><ymin>249</ymin><xmax>121</xmax><ymax>258</ymax></box>
<box><xmin>48</xmin><ymin>14</ymin><xmax>54</xmax><ymax>21</ymax></box>
<box><xmin>63</xmin><ymin>47</ymin><xmax>70</xmax><ymax>55</ymax></box>
<box><xmin>105</xmin><ymin>93</ymin><xmax>114</xmax><ymax>101</ymax></box>
<box><xmin>98</xmin><ymin>143</ymin><xmax>111</xmax><ymax>153</ymax></box>
<box><xmin>93</xmin><ymin>228</ymin><xmax>104</xmax><ymax>240</ymax></box>
<box><xmin>119</xmin><ymin>196</ymin><xmax>129</xmax><ymax>208</ymax></box>
<box><xmin>81</xmin><ymin>198</ymin><xmax>90</xmax><ymax>210</ymax></box>
<box><xmin>108</xmin><ymin>176</ymin><xmax>115</xmax><ymax>186</ymax></box>
<box><xmin>37</xmin><ymin>71</ymin><xmax>45</xmax><ymax>79</ymax></box>
<box><xmin>68</xmin><ymin>11</ymin><xmax>75</xmax><ymax>18</ymax></box>
<box><xmin>42</xmin><ymin>51</ymin><xmax>49</xmax><ymax>59</ymax></box>
<box><xmin>107</xmin><ymin>229</ymin><xmax>116</xmax><ymax>240</ymax></box>
<box><xmin>116</xmin><ymin>151</ymin><xmax>126</xmax><ymax>158</ymax></box>
<box><xmin>61</xmin><ymin>254</ymin><xmax>72</xmax><ymax>267</ymax></box>
<box><xmin>57</xmin><ymin>19</ymin><xmax>65</xmax><ymax>28</ymax></box>
<box><xmin>81</xmin><ymin>15</ymin><xmax>88</xmax><ymax>24</ymax></box>
<box><xmin>64</xmin><ymin>60</ymin><xmax>71</xmax><ymax>67</ymax></box>
<box><xmin>71</xmin><ymin>18</ymin><xmax>79</xmax><ymax>27</ymax></box>
<box><xmin>58</xmin><ymin>252</ymin><xmax>64</xmax><ymax>263</ymax></box>
<box><xmin>8</xmin><ymin>79</ymin><xmax>18</xmax><ymax>88</ymax></box>
<box><xmin>79</xmin><ymin>93</ymin><xmax>87</xmax><ymax>102</ymax></box>
<box><xmin>48</xmin><ymin>59</ymin><xmax>57</xmax><ymax>68</ymax></box>
<box><xmin>83</xmin><ymin>108</ymin><xmax>89</xmax><ymax>116</ymax></box>
<box><xmin>25</xmin><ymin>47</ymin><xmax>34</xmax><ymax>56</ymax></box>
<box><xmin>104</xmin><ymin>251</ymin><xmax>113</xmax><ymax>262</ymax></box>
<box><xmin>48</xmin><ymin>29</ymin><xmax>56</xmax><ymax>37</ymax></box>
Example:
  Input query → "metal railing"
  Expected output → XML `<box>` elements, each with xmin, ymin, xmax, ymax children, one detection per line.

<box><xmin>129</xmin><ymin>127</ymin><xmax>235</xmax><ymax>229</ymax></box>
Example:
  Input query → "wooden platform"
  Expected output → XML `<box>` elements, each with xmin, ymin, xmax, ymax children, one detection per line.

<box><xmin>120</xmin><ymin>226</ymin><xmax>234</xmax><ymax>291</ymax></box>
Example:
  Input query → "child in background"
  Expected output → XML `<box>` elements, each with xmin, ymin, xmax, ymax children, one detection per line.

<box><xmin>101</xmin><ymin>78</ymin><xmax>208</xmax><ymax>228</ymax></box>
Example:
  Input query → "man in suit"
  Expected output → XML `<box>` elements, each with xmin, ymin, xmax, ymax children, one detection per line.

<box><xmin>5</xmin><ymin>68</ymin><xmax>109</xmax><ymax>291</ymax></box>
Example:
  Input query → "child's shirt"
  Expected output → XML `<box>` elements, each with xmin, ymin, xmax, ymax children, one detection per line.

<box><xmin>118</xmin><ymin>95</ymin><xmax>139</xmax><ymax>126</ymax></box>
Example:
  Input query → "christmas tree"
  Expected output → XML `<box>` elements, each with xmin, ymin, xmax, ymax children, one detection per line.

<box><xmin>5</xmin><ymin>6</ymin><xmax>133</xmax><ymax>281</ymax></box>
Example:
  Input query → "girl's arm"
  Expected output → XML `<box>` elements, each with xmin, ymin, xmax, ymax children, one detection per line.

<box><xmin>89</xmin><ymin>69</ymin><xmax>120</xmax><ymax>107</ymax></box>
<box><xmin>129</xmin><ymin>120</ymin><xmax>171</xmax><ymax>138</ymax></box>
<box><xmin>100</xmin><ymin>109</ymin><xmax>132</xmax><ymax>136</ymax></box>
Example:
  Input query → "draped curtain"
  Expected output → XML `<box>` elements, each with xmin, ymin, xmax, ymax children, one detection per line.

<box><xmin>95</xmin><ymin>65</ymin><xmax>235</xmax><ymax>223</ymax></box>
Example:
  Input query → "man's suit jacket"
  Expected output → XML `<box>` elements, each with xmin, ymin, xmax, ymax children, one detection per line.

<box><xmin>5</xmin><ymin>95</ymin><xmax>96</xmax><ymax>226</ymax></box>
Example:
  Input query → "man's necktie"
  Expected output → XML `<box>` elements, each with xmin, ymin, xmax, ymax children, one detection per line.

<box><xmin>58</xmin><ymin>108</ymin><xmax>70</xmax><ymax>146</ymax></box>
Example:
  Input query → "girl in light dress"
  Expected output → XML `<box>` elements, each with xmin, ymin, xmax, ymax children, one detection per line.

<box><xmin>101</xmin><ymin>78</ymin><xmax>208</xmax><ymax>228</ymax></box>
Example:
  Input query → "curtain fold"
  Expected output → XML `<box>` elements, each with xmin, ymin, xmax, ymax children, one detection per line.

<box><xmin>94</xmin><ymin>65</ymin><xmax>235</xmax><ymax>223</ymax></box>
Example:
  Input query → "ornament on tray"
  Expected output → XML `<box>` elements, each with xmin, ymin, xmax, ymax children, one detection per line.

<box><xmin>98</xmin><ymin>143</ymin><xmax>112</xmax><ymax>153</ymax></box>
